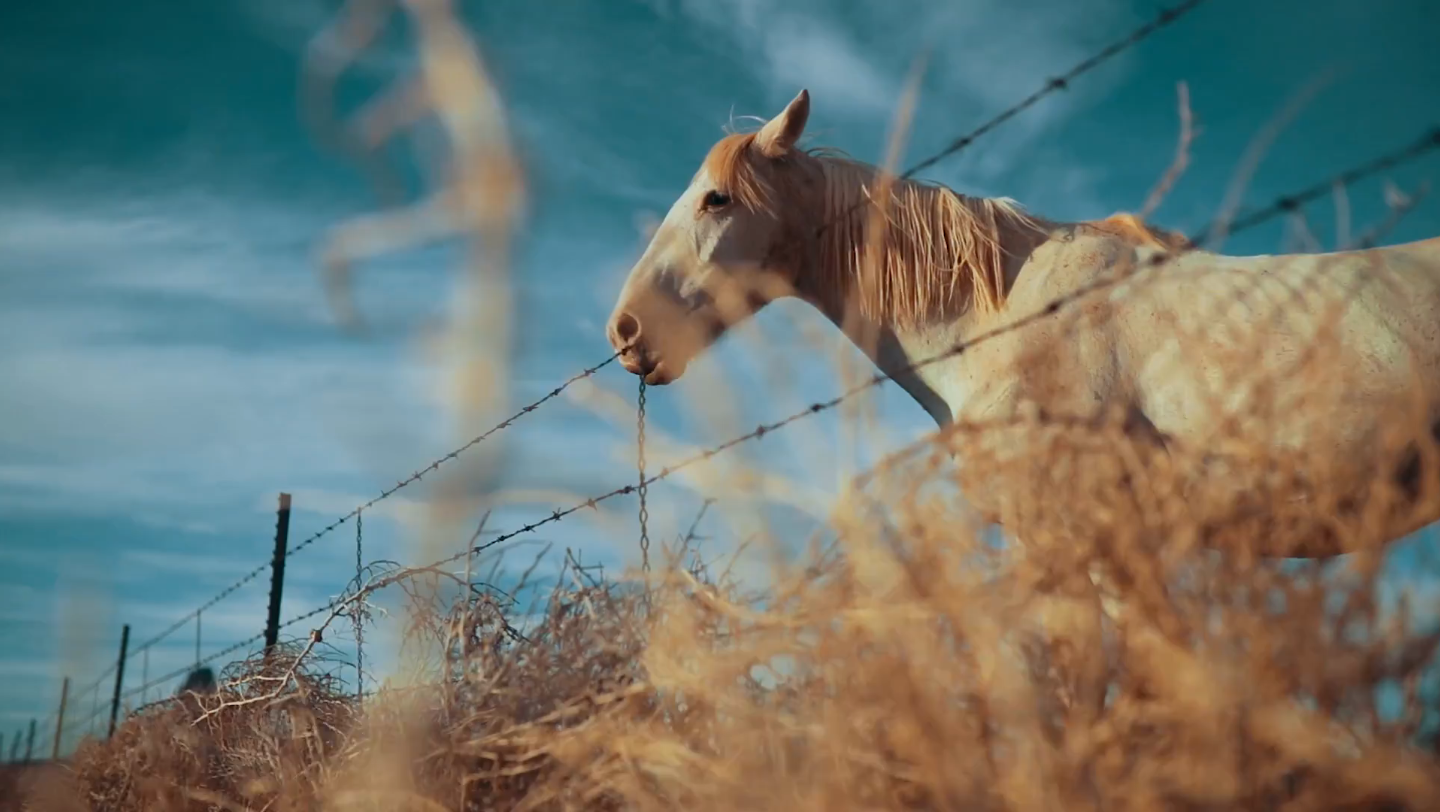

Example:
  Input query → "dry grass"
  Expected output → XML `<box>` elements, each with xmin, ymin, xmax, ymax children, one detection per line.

<box><xmin>14</xmin><ymin>3</ymin><xmax>1440</xmax><ymax>811</ymax></box>
<box><xmin>13</xmin><ymin>443</ymin><xmax>1440</xmax><ymax>811</ymax></box>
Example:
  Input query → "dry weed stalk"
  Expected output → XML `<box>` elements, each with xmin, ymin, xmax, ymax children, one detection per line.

<box><xmin>302</xmin><ymin>0</ymin><xmax>527</xmax><ymax>569</ymax></box>
<box><xmin>1138</xmin><ymin>80</ymin><xmax>1197</xmax><ymax>220</ymax></box>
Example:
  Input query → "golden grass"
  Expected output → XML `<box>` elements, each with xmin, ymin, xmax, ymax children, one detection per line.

<box><xmin>16</xmin><ymin>4</ymin><xmax>1440</xmax><ymax>812</ymax></box>
<box><xmin>13</xmin><ymin>438</ymin><xmax>1440</xmax><ymax>811</ymax></box>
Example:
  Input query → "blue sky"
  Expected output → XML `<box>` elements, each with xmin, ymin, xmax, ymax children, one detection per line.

<box><xmin>3</xmin><ymin>0</ymin><xmax>1439</xmax><ymax>754</ymax></box>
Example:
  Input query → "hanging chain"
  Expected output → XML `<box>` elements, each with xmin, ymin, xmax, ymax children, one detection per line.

<box><xmin>636</xmin><ymin>378</ymin><xmax>651</xmax><ymax>575</ymax></box>
<box><xmin>354</xmin><ymin>508</ymin><xmax>364</xmax><ymax>698</ymax></box>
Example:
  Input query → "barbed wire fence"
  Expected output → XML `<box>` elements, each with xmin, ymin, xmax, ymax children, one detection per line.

<box><xmin>16</xmin><ymin>0</ymin><xmax>1439</xmax><ymax>764</ymax></box>
<box><xmin>23</xmin><ymin>355</ymin><xmax>622</xmax><ymax>760</ymax></box>
<box><xmin>34</xmin><ymin>119</ymin><xmax>1424</xmax><ymax>759</ymax></box>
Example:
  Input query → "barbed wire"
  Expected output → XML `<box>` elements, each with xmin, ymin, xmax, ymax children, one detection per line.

<box><xmin>93</xmin><ymin>125</ymin><xmax>1435</xmax><ymax>724</ymax></box>
<box><xmin>637</xmin><ymin>379</ymin><xmax>651</xmax><ymax>575</ymax></box>
<box><xmin>120</xmin><ymin>352</ymin><xmax>623</xmax><ymax>662</ymax></box>
<box><xmin>62</xmin><ymin>123</ymin><xmax>1438</xmax><ymax>729</ymax></box>
<box><xmin>119</xmin><ymin>597</ymin><xmax>358</xmax><ymax>718</ymax></box>
<box><xmin>816</xmin><ymin>0</ymin><xmax>1214</xmax><ymax>237</ymax></box>
<box><xmin>35</xmin><ymin>127</ymin><xmax>1439</xmax><ymax>764</ymax></box>
<box><xmin>1193</xmin><ymin>129</ymin><xmax>1440</xmax><ymax>246</ymax></box>
<box><xmin>319</xmin><ymin>123</ymin><xmax>1440</xmax><ymax>603</ymax></box>
<box><xmin>35</xmin><ymin>0</ymin><xmax>1440</xmax><ymax>757</ymax></box>
<box><xmin>103</xmin><ymin>346</ymin><xmax>626</xmax><ymax>703</ymax></box>
<box><xmin>120</xmin><ymin>633</ymin><xmax>267</xmax><ymax>707</ymax></box>
<box><xmin>910</xmin><ymin>0</ymin><xmax>1212</xmax><ymax>180</ymax></box>
<box><xmin>46</xmin><ymin>655</ymin><xmax>139</xmax><ymax>751</ymax></box>
<box><xmin>20</xmin><ymin>0</ymin><xmax>1211</xmax><ymax>745</ymax></box>
<box><xmin>32</xmin><ymin>356</ymin><xmax>624</xmax><ymax>758</ymax></box>
<box><xmin>70</xmin><ymin>667</ymin><xmax>115</xmax><ymax>704</ymax></box>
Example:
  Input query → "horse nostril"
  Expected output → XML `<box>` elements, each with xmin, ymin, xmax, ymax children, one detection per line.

<box><xmin>613</xmin><ymin>312</ymin><xmax>641</xmax><ymax>346</ymax></box>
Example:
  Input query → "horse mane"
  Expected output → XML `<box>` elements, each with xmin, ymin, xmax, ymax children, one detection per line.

<box><xmin>700</xmin><ymin>130</ymin><xmax>1189</xmax><ymax>329</ymax></box>
<box><xmin>700</xmin><ymin>130</ymin><xmax>1044</xmax><ymax>328</ymax></box>
<box><xmin>813</xmin><ymin>156</ymin><xmax>1043</xmax><ymax>327</ymax></box>
<box><xmin>1085</xmin><ymin>212</ymin><xmax>1194</xmax><ymax>252</ymax></box>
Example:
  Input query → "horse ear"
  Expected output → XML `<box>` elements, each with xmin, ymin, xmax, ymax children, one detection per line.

<box><xmin>755</xmin><ymin>89</ymin><xmax>810</xmax><ymax>158</ymax></box>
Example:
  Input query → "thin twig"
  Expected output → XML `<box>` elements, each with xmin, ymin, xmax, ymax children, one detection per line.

<box><xmin>1139</xmin><ymin>80</ymin><xmax>1197</xmax><ymax>219</ymax></box>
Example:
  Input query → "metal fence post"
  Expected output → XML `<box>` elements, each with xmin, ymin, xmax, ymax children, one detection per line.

<box><xmin>107</xmin><ymin>625</ymin><xmax>130</xmax><ymax>739</ymax></box>
<box><xmin>52</xmin><ymin>676</ymin><xmax>69</xmax><ymax>760</ymax></box>
<box><xmin>264</xmin><ymin>493</ymin><xmax>292</xmax><ymax>653</ymax></box>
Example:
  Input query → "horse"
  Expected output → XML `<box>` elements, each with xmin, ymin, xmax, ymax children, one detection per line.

<box><xmin>604</xmin><ymin>87</ymin><xmax>1440</xmax><ymax>720</ymax></box>
<box><xmin>606</xmin><ymin>86</ymin><xmax>1440</xmax><ymax>555</ymax></box>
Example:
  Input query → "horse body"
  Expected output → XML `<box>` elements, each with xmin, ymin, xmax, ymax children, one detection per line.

<box><xmin>606</xmin><ymin>87</ymin><xmax>1440</xmax><ymax>560</ymax></box>
<box><xmin>1113</xmin><ymin>237</ymin><xmax>1440</xmax><ymax>502</ymax></box>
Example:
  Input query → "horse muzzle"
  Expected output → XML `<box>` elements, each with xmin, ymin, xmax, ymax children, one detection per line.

<box><xmin>617</xmin><ymin>344</ymin><xmax>685</xmax><ymax>385</ymax></box>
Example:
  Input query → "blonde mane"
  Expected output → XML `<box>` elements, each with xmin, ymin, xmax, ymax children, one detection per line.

<box><xmin>1086</xmin><ymin>212</ymin><xmax>1194</xmax><ymax>252</ymax></box>
<box><xmin>812</xmin><ymin>156</ymin><xmax>1042</xmax><ymax>326</ymax></box>
<box><xmin>700</xmin><ymin>131</ymin><xmax>1191</xmax><ymax>329</ymax></box>
<box><xmin>701</xmin><ymin>131</ymin><xmax>1044</xmax><ymax>328</ymax></box>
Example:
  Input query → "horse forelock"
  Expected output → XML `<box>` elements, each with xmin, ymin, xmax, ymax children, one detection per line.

<box><xmin>698</xmin><ymin>132</ymin><xmax>776</xmax><ymax>215</ymax></box>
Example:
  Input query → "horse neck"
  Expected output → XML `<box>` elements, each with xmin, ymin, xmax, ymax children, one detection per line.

<box><xmin>783</xmin><ymin>156</ymin><xmax>1041</xmax><ymax>426</ymax></box>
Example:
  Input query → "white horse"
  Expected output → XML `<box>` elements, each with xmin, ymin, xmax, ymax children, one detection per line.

<box><xmin>606</xmin><ymin>88</ymin><xmax>1440</xmax><ymax>566</ymax></box>
<box><xmin>606</xmin><ymin>89</ymin><xmax>1440</xmax><ymax>730</ymax></box>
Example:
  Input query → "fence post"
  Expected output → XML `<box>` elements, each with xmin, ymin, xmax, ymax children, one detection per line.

<box><xmin>23</xmin><ymin>719</ymin><xmax>35</xmax><ymax>764</ymax></box>
<box><xmin>107</xmin><ymin>625</ymin><xmax>130</xmax><ymax>739</ymax></box>
<box><xmin>7</xmin><ymin>729</ymin><xmax>18</xmax><ymax>762</ymax></box>
<box><xmin>264</xmin><ymin>493</ymin><xmax>292</xmax><ymax>653</ymax></box>
<box><xmin>52</xmin><ymin>676</ymin><xmax>69</xmax><ymax>760</ymax></box>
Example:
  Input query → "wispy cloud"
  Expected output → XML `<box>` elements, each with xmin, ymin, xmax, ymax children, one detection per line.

<box><xmin>661</xmin><ymin>0</ymin><xmax>896</xmax><ymax>118</ymax></box>
<box><xmin>651</xmin><ymin>0</ymin><xmax>1139</xmax><ymax>187</ymax></box>
<box><xmin>0</xmin><ymin>182</ymin><xmax>506</xmax><ymax>522</ymax></box>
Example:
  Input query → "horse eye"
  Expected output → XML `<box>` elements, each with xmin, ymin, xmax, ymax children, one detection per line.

<box><xmin>703</xmin><ymin>190</ymin><xmax>731</xmax><ymax>209</ymax></box>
